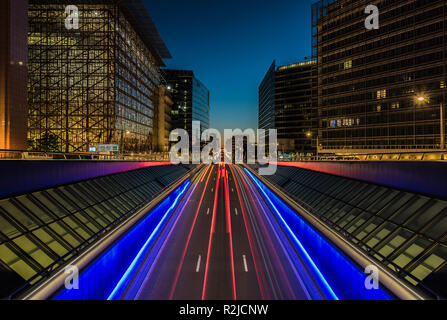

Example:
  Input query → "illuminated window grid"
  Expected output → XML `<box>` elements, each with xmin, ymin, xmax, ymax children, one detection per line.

<box><xmin>27</xmin><ymin>3</ymin><xmax>161</xmax><ymax>153</ymax></box>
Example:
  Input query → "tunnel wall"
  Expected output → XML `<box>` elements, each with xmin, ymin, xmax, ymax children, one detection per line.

<box><xmin>0</xmin><ymin>160</ymin><xmax>172</xmax><ymax>199</ymax></box>
<box><xmin>274</xmin><ymin>161</ymin><xmax>447</xmax><ymax>200</ymax></box>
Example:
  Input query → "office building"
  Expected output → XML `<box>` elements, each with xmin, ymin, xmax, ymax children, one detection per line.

<box><xmin>163</xmin><ymin>69</ymin><xmax>210</xmax><ymax>138</ymax></box>
<box><xmin>258</xmin><ymin>61</ymin><xmax>276</xmax><ymax>133</ymax></box>
<box><xmin>259</xmin><ymin>60</ymin><xmax>317</xmax><ymax>155</ymax></box>
<box><xmin>0</xmin><ymin>0</ymin><xmax>28</xmax><ymax>151</ymax></box>
<box><xmin>313</xmin><ymin>0</ymin><xmax>447</xmax><ymax>153</ymax></box>
<box><xmin>27</xmin><ymin>0</ymin><xmax>171</xmax><ymax>153</ymax></box>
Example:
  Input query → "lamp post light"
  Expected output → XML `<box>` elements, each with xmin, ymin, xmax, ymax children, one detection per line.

<box><xmin>306</xmin><ymin>130</ymin><xmax>319</xmax><ymax>160</ymax></box>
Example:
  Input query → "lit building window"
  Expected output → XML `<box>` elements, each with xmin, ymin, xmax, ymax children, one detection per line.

<box><xmin>344</xmin><ymin>60</ymin><xmax>352</xmax><ymax>70</ymax></box>
<box><xmin>391</xmin><ymin>102</ymin><xmax>400</xmax><ymax>109</ymax></box>
<box><xmin>377</xmin><ymin>89</ymin><xmax>387</xmax><ymax>99</ymax></box>
<box><xmin>329</xmin><ymin>118</ymin><xmax>358</xmax><ymax>128</ymax></box>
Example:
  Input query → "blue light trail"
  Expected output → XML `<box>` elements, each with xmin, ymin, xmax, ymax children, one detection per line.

<box><xmin>53</xmin><ymin>180</ymin><xmax>191</xmax><ymax>300</ymax></box>
<box><xmin>244</xmin><ymin>168</ymin><xmax>392</xmax><ymax>300</ymax></box>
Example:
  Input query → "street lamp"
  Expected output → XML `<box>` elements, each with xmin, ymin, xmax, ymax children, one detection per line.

<box><xmin>417</xmin><ymin>96</ymin><xmax>426</xmax><ymax>102</ymax></box>
<box><xmin>306</xmin><ymin>131</ymin><xmax>319</xmax><ymax>159</ymax></box>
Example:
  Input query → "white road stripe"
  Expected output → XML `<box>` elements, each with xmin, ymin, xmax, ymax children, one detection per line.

<box><xmin>234</xmin><ymin>208</ymin><xmax>238</xmax><ymax>216</ymax></box>
<box><xmin>196</xmin><ymin>255</ymin><xmax>202</xmax><ymax>272</ymax></box>
<box><xmin>232</xmin><ymin>188</ymin><xmax>234</xmax><ymax>193</ymax></box>
<box><xmin>242</xmin><ymin>255</ymin><xmax>248</xmax><ymax>272</ymax></box>
<box><xmin>206</xmin><ymin>208</ymin><xmax>210</xmax><ymax>215</ymax></box>
<box><xmin>211</xmin><ymin>188</ymin><xmax>214</xmax><ymax>192</ymax></box>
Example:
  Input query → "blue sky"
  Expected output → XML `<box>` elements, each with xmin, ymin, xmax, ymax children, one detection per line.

<box><xmin>144</xmin><ymin>0</ymin><xmax>314</xmax><ymax>133</ymax></box>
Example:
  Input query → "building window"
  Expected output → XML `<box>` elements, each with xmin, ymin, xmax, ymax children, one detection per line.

<box><xmin>329</xmin><ymin>118</ymin><xmax>358</xmax><ymax>128</ymax></box>
<box><xmin>344</xmin><ymin>60</ymin><xmax>352</xmax><ymax>70</ymax></box>
<box><xmin>403</xmin><ymin>73</ymin><xmax>413</xmax><ymax>82</ymax></box>
<box><xmin>392</xmin><ymin>102</ymin><xmax>400</xmax><ymax>109</ymax></box>
<box><xmin>377</xmin><ymin>89</ymin><xmax>387</xmax><ymax>99</ymax></box>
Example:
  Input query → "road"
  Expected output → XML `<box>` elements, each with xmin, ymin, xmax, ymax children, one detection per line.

<box><xmin>118</xmin><ymin>164</ymin><xmax>325</xmax><ymax>300</ymax></box>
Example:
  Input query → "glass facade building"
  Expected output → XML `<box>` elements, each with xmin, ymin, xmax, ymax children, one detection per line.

<box><xmin>259</xmin><ymin>60</ymin><xmax>317</xmax><ymax>154</ymax></box>
<box><xmin>27</xmin><ymin>0</ymin><xmax>171</xmax><ymax>153</ymax></box>
<box><xmin>313</xmin><ymin>0</ymin><xmax>447</xmax><ymax>153</ymax></box>
<box><xmin>164</xmin><ymin>69</ymin><xmax>210</xmax><ymax>137</ymax></box>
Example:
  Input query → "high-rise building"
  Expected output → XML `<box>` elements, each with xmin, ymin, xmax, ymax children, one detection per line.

<box><xmin>313</xmin><ymin>0</ymin><xmax>447</xmax><ymax>154</ymax></box>
<box><xmin>27</xmin><ymin>0</ymin><xmax>171</xmax><ymax>153</ymax></box>
<box><xmin>0</xmin><ymin>0</ymin><xmax>28</xmax><ymax>151</ymax></box>
<box><xmin>163</xmin><ymin>69</ymin><xmax>210</xmax><ymax>138</ymax></box>
<box><xmin>259</xmin><ymin>60</ymin><xmax>317</xmax><ymax>155</ymax></box>
<box><xmin>258</xmin><ymin>61</ymin><xmax>276</xmax><ymax>133</ymax></box>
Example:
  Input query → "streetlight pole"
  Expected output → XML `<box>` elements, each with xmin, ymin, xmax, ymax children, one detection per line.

<box><xmin>417</xmin><ymin>96</ymin><xmax>445</xmax><ymax>150</ymax></box>
<box><xmin>316</xmin><ymin>135</ymin><xmax>319</xmax><ymax>160</ymax></box>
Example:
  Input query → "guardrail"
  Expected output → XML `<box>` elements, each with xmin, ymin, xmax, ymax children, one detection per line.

<box><xmin>0</xmin><ymin>149</ymin><xmax>171</xmax><ymax>161</ymax></box>
<box><xmin>3</xmin><ymin>149</ymin><xmax>446</xmax><ymax>162</ymax></box>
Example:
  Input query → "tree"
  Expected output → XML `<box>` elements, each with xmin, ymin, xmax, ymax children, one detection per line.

<box><xmin>28</xmin><ymin>133</ymin><xmax>60</xmax><ymax>152</ymax></box>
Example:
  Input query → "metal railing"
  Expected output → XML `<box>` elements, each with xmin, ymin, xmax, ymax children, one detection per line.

<box><xmin>320</xmin><ymin>144</ymin><xmax>443</xmax><ymax>151</ymax></box>
<box><xmin>0</xmin><ymin>149</ymin><xmax>171</xmax><ymax>161</ymax></box>
<box><xmin>280</xmin><ymin>150</ymin><xmax>447</xmax><ymax>162</ymax></box>
<box><xmin>2</xmin><ymin>148</ymin><xmax>446</xmax><ymax>163</ymax></box>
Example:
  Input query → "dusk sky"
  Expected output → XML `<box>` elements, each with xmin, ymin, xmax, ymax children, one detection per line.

<box><xmin>145</xmin><ymin>0</ymin><xmax>314</xmax><ymax>134</ymax></box>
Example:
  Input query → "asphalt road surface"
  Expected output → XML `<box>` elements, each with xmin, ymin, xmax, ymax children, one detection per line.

<box><xmin>119</xmin><ymin>164</ymin><xmax>324</xmax><ymax>300</ymax></box>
